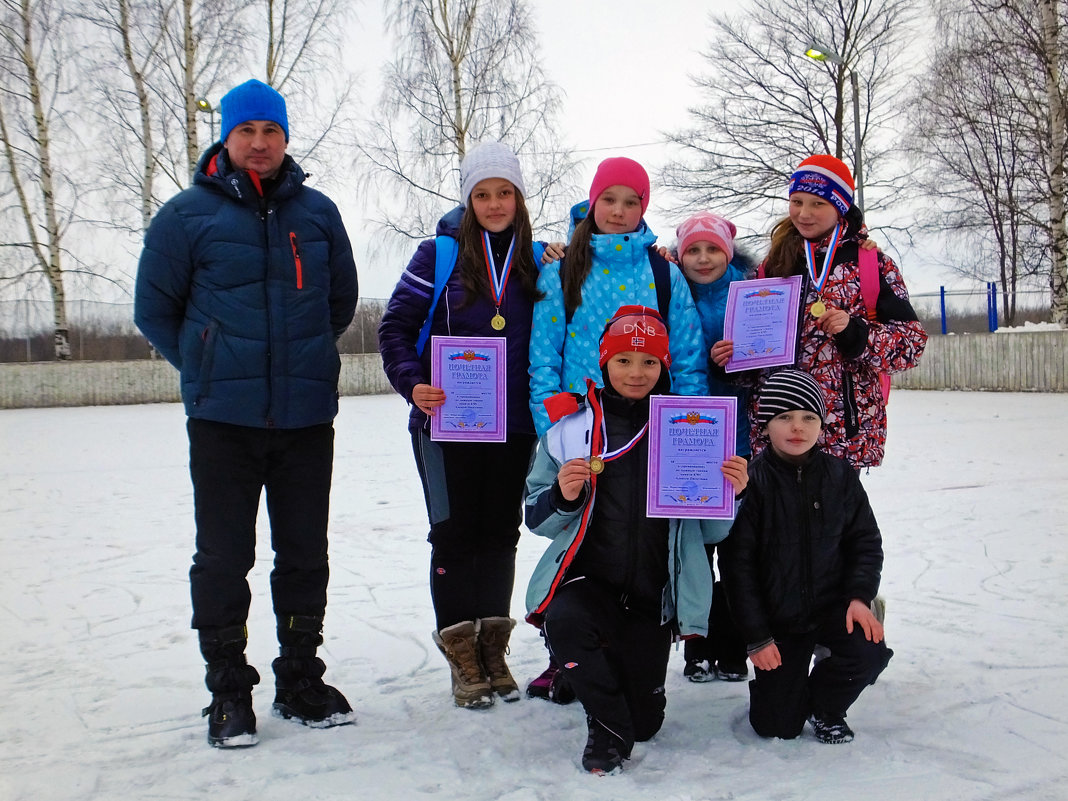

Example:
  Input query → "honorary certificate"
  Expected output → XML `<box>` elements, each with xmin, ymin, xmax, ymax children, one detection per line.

<box><xmin>723</xmin><ymin>275</ymin><xmax>803</xmax><ymax>372</ymax></box>
<box><xmin>429</xmin><ymin>336</ymin><xmax>507</xmax><ymax>442</ymax></box>
<box><xmin>647</xmin><ymin>395</ymin><xmax>737</xmax><ymax>519</ymax></box>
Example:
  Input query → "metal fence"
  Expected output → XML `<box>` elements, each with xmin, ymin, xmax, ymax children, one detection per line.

<box><xmin>910</xmin><ymin>287</ymin><xmax>1050</xmax><ymax>334</ymax></box>
<box><xmin>0</xmin><ymin>297</ymin><xmax>388</xmax><ymax>362</ymax></box>
<box><xmin>0</xmin><ymin>287</ymin><xmax>1054</xmax><ymax>362</ymax></box>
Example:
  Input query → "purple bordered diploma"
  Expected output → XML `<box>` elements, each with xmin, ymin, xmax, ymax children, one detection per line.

<box><xmin>723</xmin><ymin>275</ymin><xmax>803</xmax><ymax>372</ymax></box>
<box><xmin>647</xmin><ymin>395</ymin><xmax>737</xmax><ymax>519</ymax></box>
<box><xmin>429</xmin><ymin>336</ymin><xmax>507</xmax><ymax>442</ymax></box>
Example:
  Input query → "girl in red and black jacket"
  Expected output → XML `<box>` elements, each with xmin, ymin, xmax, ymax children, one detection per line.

<box><xmin>712</xmin><ymin>155</ymin><xmax>927</xmax><ymax>469</ymax></box>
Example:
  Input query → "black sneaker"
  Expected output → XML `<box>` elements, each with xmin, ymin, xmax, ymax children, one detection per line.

<box><xmin>683</xmin><ymin>659</ymin><xmax>714</xmax><ymax>683</ymax></box>
<box><xmin>714</xmin><ymin>660</ymin><xmax>748</xmax><ymax>682</ymax></box>
<box><xmin>809</xmin><ymin>712</ymin><xmax>855</xmax><ymax>744</ymax></box>
<box><xmin>582</xmin><ymin>716</ymin><xmax>628</xmax><ymax>775</ymax></box>
<box><xmin>272</xmin><ymin>680</ymin><xmax>356</xmax><ymax>728</ymax></box>
<box><xmin>203</xmin><ymin>696</ymin><xmax>258</xmax><ymax>748</ymax></box>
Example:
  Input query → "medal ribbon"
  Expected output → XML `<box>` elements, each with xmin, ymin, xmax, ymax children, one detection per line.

<box><xmin>802</xmin><ymin>223</ymin><xmax>841</xmax><ymax>298</ymax></box>
<box><xmin>594</xmin><ymin>419</ymin><xmax>648</xmax><ymax>465</ymax></box>
<box><xmin>481</xmin><ymin>231</ymin><xmax>516</xmax><ymax>310</ymax></box>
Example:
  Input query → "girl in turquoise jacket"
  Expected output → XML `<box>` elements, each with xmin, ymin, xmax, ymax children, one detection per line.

<box><xmin>528</xmin><ymin>157</ymin><xmax>707</xmax><ymax>435</ymax></box>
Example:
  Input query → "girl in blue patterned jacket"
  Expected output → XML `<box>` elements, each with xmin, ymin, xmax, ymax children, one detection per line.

<box><xmin>525</xmin><ymin>159</ymin><xmax>709</xmax><ymax>700</ymax></box>
<box><xmin>528</xmin><ymin>157</ymin><xmax>707</xmax><ymax>436</ymax></box>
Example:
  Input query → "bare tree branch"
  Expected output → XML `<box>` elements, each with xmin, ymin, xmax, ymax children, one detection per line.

<box><xmin>661</xmin><ymin>0</ymin><xmax>919</xmax><ymax>224</ymax></box>
<box><xmin>355</xmin><ymin>0</ymin><xmax>579</xmax><ymax>241</ymax></box>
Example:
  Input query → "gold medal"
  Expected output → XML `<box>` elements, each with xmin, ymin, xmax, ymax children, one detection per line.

<box><xmin>588</xmin><ymin>457</ymin><xmax>605</xmax><ymax>474</ymax></box>
<box><xmin>491</xmin><ymin>313</ymin><xmax>506</xmax><ymax>331</ymax></box>
<box><xmin>810</xmin><ymin>299</ymin><xmax>826</xmax><ymax>318</ymax></box>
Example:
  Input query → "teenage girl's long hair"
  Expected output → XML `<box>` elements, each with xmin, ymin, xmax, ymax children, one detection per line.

<box><xmin>456</xmin><ymin>190</ymin><xmax>543</xmax><ymax>307</ymax></box>
<box><xmin>762</xmin><ymin>204</ymin><xmax>866</xmax><ymax>278</ymax></box>
<box><xmin>561</xmin><ymin>214</ymin><xmax>598</xmax><ymax>319</ymax></box>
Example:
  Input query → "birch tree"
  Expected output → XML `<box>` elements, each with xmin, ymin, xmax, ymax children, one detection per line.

<box><xmin>1038</xmin><ymin>0</ymin><xmax>1067</xmax><ymax>324</ymax></box>
<box><xmin>251</xmin><ymin>0</ymin><xmax>359</xmax><ymax>181</ymax></box>
<box><xmin>0</xmin><ymin>0</ymin><xmax>74</xmax><ymax>358</ymax></box>
<box><xmin>82</xmin><ymin>0</ymin><xmax>247</xmax><ymax>237</ymax></box>
<box><xmin>908</xmin><ymin>12</ymin><xmax>1046</xmax><ymax>325</ymax></box>
<box><xmin>356</xmin><ymin>0</ymin><xmax>578</xmax><ymax>240</ymax></box>
<box><xmin>909</xmin><ymin>0</ymin><xmax>1068</xmax><ymax>324</ymax></box>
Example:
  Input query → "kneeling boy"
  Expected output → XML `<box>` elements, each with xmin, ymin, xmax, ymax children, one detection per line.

<box><xmin>524</xmin><ymin>305</ymin><xmax>748</xmax><ymax>774</ymax></box>
<box><xmin>720</xmin><ymin>369</ymin><xmax>892</xmax><ymax>744</ymax></box>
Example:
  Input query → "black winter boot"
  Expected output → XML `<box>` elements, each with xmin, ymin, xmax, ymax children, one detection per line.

<box><xmin>582</xmin><ymin>715</ymin><xmax>630</xmax><ymax>774</ymax></box>
<box><xmin>199</xmin><ymin>625</ymin><xmax>260</xmax><ymax>748</ymax></box>
<box><xmin>272</xmin><ymin>614</ymin><xmax>356</xmax><ymax>728</ymax></box>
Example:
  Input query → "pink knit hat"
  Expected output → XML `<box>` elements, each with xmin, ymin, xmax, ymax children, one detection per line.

<box><xmin>675</xmin><ymin>212</ymin><xmax>737</xmax><ymax>263</ymax></box>
<box><xmin>589</xmin><ymin>157</ymin><xmax>650</xmax><ymax>214</ymax></box>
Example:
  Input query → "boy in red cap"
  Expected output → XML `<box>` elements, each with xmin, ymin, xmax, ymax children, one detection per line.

<box><xmin>524</xmin><ymin>305</ymin><xmax>748</xmax><ymax>775</ymax></box>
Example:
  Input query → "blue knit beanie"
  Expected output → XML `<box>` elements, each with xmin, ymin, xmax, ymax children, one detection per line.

<box><xmin>219</xmin><ymin>79</ymin><xmax>289</xmax><ymax>143</ymax></box>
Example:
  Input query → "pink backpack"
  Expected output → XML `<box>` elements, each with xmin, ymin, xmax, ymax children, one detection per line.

<box><xmin>758</xmin><ymin>247</ymin><xmax>891</xmax><ymax>403</ymax></box>
<box><xmin>857</xmin><ymin>248</ymin><xmax>892</xmax><ymax>404</ymax></box>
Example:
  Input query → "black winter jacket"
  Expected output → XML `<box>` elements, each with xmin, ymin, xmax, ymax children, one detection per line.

<box><xmin>565</xmin><ymin>390</ymin><xmax>668</xmax><ymax>615</ymax></box>
<box><xmin>720</xmin><ymin>446</ymin><xmax>882</xmax><ymax>649</ymax></box>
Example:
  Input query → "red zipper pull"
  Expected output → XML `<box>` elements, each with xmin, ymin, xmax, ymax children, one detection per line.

<box><xmin>289</xmin><ymin>232</ymin><xmax>303</xmax><ymax>289</ymax></box>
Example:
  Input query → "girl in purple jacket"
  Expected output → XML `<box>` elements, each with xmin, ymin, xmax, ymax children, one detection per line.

<box><xmin>378</xmin><ymin>142</ymin><xmax>552</xmax><ymax>710</ymax></box>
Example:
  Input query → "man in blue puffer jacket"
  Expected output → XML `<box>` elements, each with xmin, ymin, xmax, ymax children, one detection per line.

<box><xmin>135</xmin><ymin>79</ymin><xmax>358</xmax><ymax>748</ymax></box>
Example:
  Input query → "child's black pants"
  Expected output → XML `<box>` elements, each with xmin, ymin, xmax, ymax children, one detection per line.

<box><xmin>748</xmin><ymin>602</ymin><xmax>893</xmax><ymax>739</ymax></box>
<box><xmin>543</xmin><ymin>576</ymin><xmax>671</xmax><ymax>750</ymax></box>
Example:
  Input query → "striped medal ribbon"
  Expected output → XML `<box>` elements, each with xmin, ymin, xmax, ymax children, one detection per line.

<box><xmin>589</xmin><ymin>422</ymin><xmax>648</xmax><ymax>474</ymax></box>
<box><xmin>482</xmin><ymin>231</ymin><xmax>515</xmax><ymax>331</ymax></box>
<box><xmin>803</xmin><ymin>223</ymin><xmax>841</xmax><ymax>318</ymax></box>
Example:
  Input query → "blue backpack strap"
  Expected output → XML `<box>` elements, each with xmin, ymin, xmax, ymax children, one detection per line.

<box><xmin>415</xmin><ymin>235</ymin><xmax>459</xmax><ymax>357</ymax></box>
<box><xmin>416</xmin><ymin>237</ymin><xmax>544</xmax><ymax>355</ymax></box>
<box><xmin>647</xmin><ymin>246</ymin><xmax>672</xmax><ymax>324</ymax></box>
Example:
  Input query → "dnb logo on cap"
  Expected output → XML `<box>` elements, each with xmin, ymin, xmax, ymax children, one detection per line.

<box><xmin>598</xmin><ymin>305</ymin><xmax>672</xmax><ymax>368</ymax></box>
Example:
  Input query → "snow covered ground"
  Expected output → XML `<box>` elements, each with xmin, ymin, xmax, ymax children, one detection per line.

<box><xmin>2</xmin><ymin>390</ymin><xmax>1066</xmax><ymax>800</ymax></box>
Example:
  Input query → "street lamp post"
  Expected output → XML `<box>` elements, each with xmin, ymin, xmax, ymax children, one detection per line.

<box><xmin>195</xmin><ymin>97</ymin><xmax>216</xmax><ymax>143</ymax></box>
<box><xmin>804</xmin><ymin>44</ymin><xmax>864</xmax><ymax>211</ymax></box>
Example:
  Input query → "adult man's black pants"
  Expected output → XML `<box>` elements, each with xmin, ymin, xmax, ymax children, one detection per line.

<box><xmin>187</xmin><ymin>419</ymin><xmax>334</xmax><ymax>630</ymax></box>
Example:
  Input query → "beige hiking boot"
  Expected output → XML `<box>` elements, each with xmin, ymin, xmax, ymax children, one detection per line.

<box><xmin>433</xmin><ymin>621</ymin><xmax>494</xmax><ymax>709</ymax></box>
<box><xmin>478</xmin><ymin>616</ymin><xmax>520</xmax><ymax>702</ymax></box>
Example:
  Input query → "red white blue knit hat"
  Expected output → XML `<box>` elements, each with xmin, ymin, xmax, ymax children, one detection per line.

<box><xmin>788</xmin><ymin>155</ymin><xmax>854</xmax><ymax>217</ymax></box>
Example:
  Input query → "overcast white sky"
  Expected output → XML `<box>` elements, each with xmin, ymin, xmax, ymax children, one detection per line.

<box><xmin>343</xmin><ymin>0</ymin><xmax>763</xmax><ymax>297</ymax></box>
<box><xmin>342</xmin><ymin>0</ymin><xmax>963</xmax><ymax>301</ymax></box>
